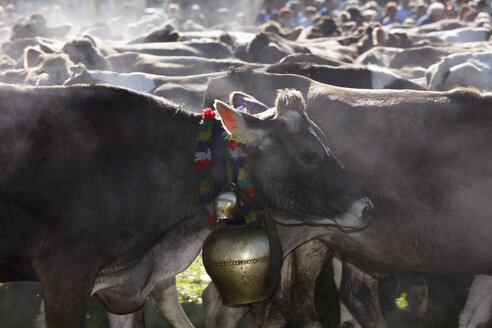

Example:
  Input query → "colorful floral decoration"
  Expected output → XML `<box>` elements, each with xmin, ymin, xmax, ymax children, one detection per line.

<box><xmin>228</xmin><ymin>139</ymin><xmax>261</xmax><ymax>228</ymax></box>
<box><xmin>195</xmin><ymin>108</ymin><xmax>261</xmax><ymax>230</ymax></box>
<box><xmin>195</xmin><ymin>108</ymin><xmax>224</xmax><ymax>230</ymax></box>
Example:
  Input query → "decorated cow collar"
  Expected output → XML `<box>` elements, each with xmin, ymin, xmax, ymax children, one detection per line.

<box><xmin>195</xmin><ymin>107</ymin><xmax>261</xmax><ymax>230</ymax></box>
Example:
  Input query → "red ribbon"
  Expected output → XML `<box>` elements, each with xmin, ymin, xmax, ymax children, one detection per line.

<box><xmin>245</xmin><ymin>187</ymin><xmax>256</xmax><ymax>197</ymax></box>
<box><xmin>228</xmin><ymin>140</ymin><xmax>242</xmax><ymax>151</ymax></box>
<box><xmin>195</xmin><ymin>159</ymin><xmax>212</xmax><ymax>174</ymax></box>
<box><xmin>202</xmin><ymin>108</ymin><xmax>216</xmax><ymax>121</ymax></box>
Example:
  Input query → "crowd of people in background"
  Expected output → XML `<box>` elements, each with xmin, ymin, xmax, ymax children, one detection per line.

<box><xmin>256</xmin><ymin>0</ymin><xmax>491</xmax><ymax>34</ymax></box>
<box><xmin>0</xmin><ymin>0</ymin><xmax>489</xmax><ymax>42</ymax></box>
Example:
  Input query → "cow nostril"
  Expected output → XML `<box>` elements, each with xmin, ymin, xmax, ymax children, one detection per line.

<box><xmin>362</xmin><ymin>200</ymin><xmax>374</xmax><ymax>223</ymax></box>
<box><xmin>362</xmin><ymin>206</ymin><xmax>372</xmax><ymax>223</ymax></box>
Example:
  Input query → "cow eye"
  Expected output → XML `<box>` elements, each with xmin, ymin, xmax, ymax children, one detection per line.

<box><xmin>301</xmin><ymin>151</ymin><xmax>321</xmax><ymax>165</ymax></box>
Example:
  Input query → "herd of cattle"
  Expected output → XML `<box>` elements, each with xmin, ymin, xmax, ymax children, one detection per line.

<box><xmin>1</xmin><ymin>7</ymin><xmax>492</xmax><ymax>328</ymax></box>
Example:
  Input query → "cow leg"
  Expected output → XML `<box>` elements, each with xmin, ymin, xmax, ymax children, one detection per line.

<box><xmin>404</xmin><ymin>276</ymin><xmax>428</xmax><ymax>327</ymax></box>
<box><xmin>202</xmin><ymin>282</ymin><xmax>248</xmax><ymax>328</ymax></box>
<box><xmin>335</xmin><ymin>254</ymin><xmax>387</xmax><ymax>328</ymax></box>
<box><xmin>269</xmin><ymin>239</ymin><xmax>328</xmax><ymax>328</ymax></box>
<box><xmin>332</xmin><ymin>253</ymin><xmax>360</xmax><ymax>328</ymax></box>
<box><xmin>33</xmin><ymin>248</ymin><xmax>99</xmax><ymax>328</ymax></box>
<box><xmin>34</xmin><ymin>294</ymin><xmax>147</xmax><ymax>328</ymax></box>
<box><xmin>261</xmin><ymin>303</ymin><xmax>288</xmax><ymax>328</ymax></box>
<box><xmin>459</xmin><ymin>275</ymin><xmax>492</xmax><ymax>328</ymax></box>
<box><xmin>377</xmin><ymin>275</ymin><xmax>400</xmax><ymax>315</ymax></box>
<box><xmin>149</xmin><ymin>277</ymin><xmax>194</xmax><ymax>328</ymax></box>
<box><xmin>32</xmin><ymin>298</ymin><xmax>47</xmax><ymax>328</ymax></box>
<box><xmin>107</xmin><ymin>307</ymin><xmax>145</xmax><ymax>328</ymax></box>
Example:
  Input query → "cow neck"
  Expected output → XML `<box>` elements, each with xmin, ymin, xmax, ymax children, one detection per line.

<box><xmin>195</xmin><ymin>108</ymin><xmax>262</xmax><ymax>230</ymax></box>
<box><xmin>210</xmin><ymin>118</ymin><xmax>230</xmax><ymax>193</ymax></box>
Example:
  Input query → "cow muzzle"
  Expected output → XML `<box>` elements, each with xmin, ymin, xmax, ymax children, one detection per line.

<box><xmin>334</xmin><ymin>198</ymin><xmax>373</xmax><ymax>232</ymax></box>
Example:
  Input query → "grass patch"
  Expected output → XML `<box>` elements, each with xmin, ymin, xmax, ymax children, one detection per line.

<box><xmin>396</xmin><ymin>292</ymin><xmax>409</xmax><ymax>310</ymax></box>
<box><xmin>176</xmin><ymin>255</ymin><xmax>211</xmax><ymax>304</ymax></box>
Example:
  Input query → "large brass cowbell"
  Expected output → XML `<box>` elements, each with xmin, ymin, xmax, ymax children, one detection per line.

<box><xmin>202</xmin><ymin>190</ymin><xmax>273</xmax><ymax>304</ymax></box>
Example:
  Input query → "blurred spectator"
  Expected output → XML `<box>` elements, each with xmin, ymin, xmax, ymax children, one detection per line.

<box><xmin>458</xmin><ymin>3</ymin><xmax>471</xmax><ymax>20</ymax></box>
<box><xmin>462</xmin><ymin>0</ymin><xmax>488</xmax><ymax>21</ymax></box>
<box><xmin>213</xmin><ymin>9</ymin><xmax>247</xmax><ymax>31</ymax></box>
<box><xmin>166</xmin><ymin>3</ymin><xmax>182</xmax><ymax>28</ymax></box>
<box><xmin>414</xmin><ymin>2</ymin><xmax>428</xmax><ymax>21</ymax></box>
<box><xmin>339</xmin><ymin>10</ymin><xmax>351</xmax><ymax>22</ymax></box>
<box><xmin>124</xmin><ymin>3</ymin><xmax>141</xmax><ymax>22</ymax></box>
<box><xmin>255</xmin><ymin>0</ymin><xmax>278</xmax><ymax>25</ymax></box>
<box><xmin>362</xmin><ymin>1</ymin><xmax>383</xmax><ymax>21</ymax></box>
<box><xmin>382</xmin><ymin>1</ymin><xmax>399</xmax><ymax>24</ymax></box>
<box><xmin>396</xmin><ymin>0</ymin><xmax>414</xmax><ymax>22</ymax></box>
<box><xmin>445</xmin><ymin>5</ymin><xmax>459</xmax><ymax>19</ymax></box>
<box><xmin>287</xmin><ymin>0</ymin><xmax>303</xmax><ymax>25</ymax></box>
<box><xmin>305</xmin><ymin>0</ymin><xmax>317</xmax><ymax>6</ymax></box>
<box><xmin>455</xmin><ymin>0</ymin><xmax>468</xmax><ymax>12</ymax></box>
<box><xmin>49</xmin><ymin>5</ymin><xmax>69</xmax><ymax>25</ymax></box>
<box><xmin>182</xmin><ymin>4</ymin><xmax>207</xmax><ymax>31</ymax></box>
<box><xmin>279</xmin><ymin>7</ymin><xmax>296</xmax><ymax>29</ymax></box>
<box><xmin>213</xmin><ymin>7</ymin><xmax>229</xmax><ymax>28</ymax></box>
<box><xmin>362</xmin><ymin>9</ymin><xmax>379</xmax><ymax>22</ymax></box>
<box><xmin>4</xmin><ymin>3</ymin><xmax>19</xmax><ymax>26</ymax></box>
<box><xmin>475</xmin><ymin>11</ymin><xmax>491</xmax><ymax>26</ymax></box>
<box><xmin>296</xmin><ymin>0</ymin><xmax>307</xmax><ymax>11</ymax></box>
<box><xmin>236</xmin><ymin>12</ymin><xmax>247</xmax><ymax>26</ymax></box>
<box><xmin>0</xmin><ymin>5</ymin><xmax>8</xmax><ymax>42</ymax></box>
<box><xmin>340</xmin><ymin>0</ymin><xmax>359</xmax><ymax>10</ymax></box>
<box><xmin>346</xmin><ymin>6</ymin><xmax>364</xmax><ymax>25</ymax></box>
<box><xmin>318</xmin><ymin>0</ymin><xmax>340</xmax><ymax>18</ymax></box>
<box><xmin>167</xmin><ymin>3</ymin><xmax>181</xmax><ymax>20</ymax></box>
<box><xmin>299</xmin><ymin>5</ymin><xmax>318</xmax><ymax>26</ymax></box>
<box><xmin>190</xmin><ymin>4</ymin><xmax>207</xmax><ymax>27</ymax></box>
<box><xmin>107</xmin><ymin>2</ymin><xmax>141</xmax><ymax>35</ymax></box>
<box><xmin>308</xmin><ymin>15</ymin><xmax>340</xmax><ymax>36</ymax></box>
<box><xmin>417</xmin><ymin>2</ymin><xmax>445</xmax><ymax>25</ymax></box>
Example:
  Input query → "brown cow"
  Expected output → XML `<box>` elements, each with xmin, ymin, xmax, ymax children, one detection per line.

<box><xmin>199</xmin><ymin>67</ymin><xmax>492</xmax><ymax>327</ymax></box>
<box><xmin>0</xmin><ymin>84</ymin><xmax>371</xmax><ymax>328</ymax></box>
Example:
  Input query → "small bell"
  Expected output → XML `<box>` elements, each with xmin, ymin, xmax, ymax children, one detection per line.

<box><xmin>213</xmin><ymin>190</ymin><xmax>238</xmax><ymax>220</ymax></box>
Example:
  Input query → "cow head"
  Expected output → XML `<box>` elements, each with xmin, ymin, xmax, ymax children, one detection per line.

<box><xmin>357</xmin><ymin>25</ymin><xmax>412</xmax><ymax>55</ymax></box>
<box><xmin>213</xmin><ymin>89</ymin><xmax>372</xmax><ymax>231</ymax></box>
<box><xmin>235</xmin><ymin>32</ymin><xmax>310</xmax><ymax>64</ymax></box>
<box><xmin>11</xmin><ymin>13</ymin><xmax>48</xmax><ymax>40</ymax></box>
<box><xmin>130</xmin><ymin>23</ymin><xmax>181</xmax><ymax>43</ymax></box>
<box><xmin>307</xmin><ymin>16</ymin><xmax>340</xmax><ymax>38</ymax></box>
<box><xmin>260</xmin><ymin>20</ymin><xmax>303</xmax><ymax>41</ymax></box>
<box><xmin>62</xmin><ymin>36</ymin><xmax>110</xmax><ymax>71</ymax></box>
<box><xmin>11</xmin><ymin>13</ymin><xmax>71</xmax><ymax>40</ymax></box>
<box><xmin>23</xmin><ymin>47</ymin><xmax>74</xmax><ymax>85</ymax></box>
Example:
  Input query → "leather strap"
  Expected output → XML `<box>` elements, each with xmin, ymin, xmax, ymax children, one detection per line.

<box><xmin>263</xmin><ymin>211</ymin><xmax>283</xmax><ymax>297</ymax></box>
<box><xmin>218</xmin><ymin>121</ymin><xmax>283</xmax><ymax>299</ymax></box>
<box><xmin>234</xmin><ymin>184</ymin><xmax>283</xmax><ymax>298</ymax></box>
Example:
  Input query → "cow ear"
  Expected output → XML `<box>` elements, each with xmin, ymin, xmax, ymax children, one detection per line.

<box><xmin>69</xmin><ymin>63</ymin><xmax>87</xmax><ymax>75</ymax></box>
<box><xmin>24</xmin><ymin>47</ymin><xmax>44</xmax><ymax>68</ymax></box>
<box><xmin>39</xmin><ymin>44</ymin><xmax>55</xmax><ymax>54</ymax></box>
<box><xmin>283</xmin><ymin>27</ymin><xmax>303</xmax><ymax>41</ymax></box>
<box><xmin>274</xmin><ymin>89</ymin><xmax>306</xmax><ymax>118</ymax></box>
<box><xmin>230</xmin><ymin>92</ymin><xmax>269</xmax><ymax>114</ymax></box>
<box><xmin>51</xmin><ymin>24</ymin><xmax>71</xmax><ymax>39</ymax></box>
<box><xmin>214</xmin><ymin>100</ymin><xmax>266</xmax><ymax>145</ymax></box>
<box><xmin>373</xmin><ymin>27</ymin><xmax>386</xmax><ymax>45</ymax></box>
<box><xmin>169</xmin><ymin>31</ymin><xmax>180</xmax><ymax>42</ymax></box>
<box><xmin>82</xmin><ymin>35</ymin><xmax>97</xmax><ymax>47</ymax></box>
